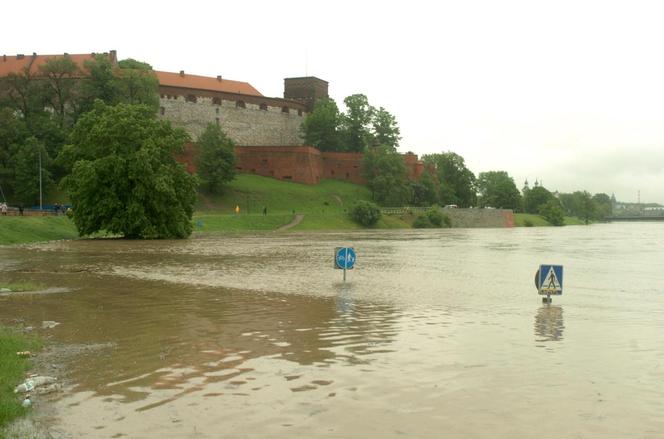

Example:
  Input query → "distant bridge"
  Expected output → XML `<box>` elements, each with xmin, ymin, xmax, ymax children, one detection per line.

<box><xmin>608</xmin><ymin>215</ymin><xmax>664</xmax><ymax>222</ymax></box>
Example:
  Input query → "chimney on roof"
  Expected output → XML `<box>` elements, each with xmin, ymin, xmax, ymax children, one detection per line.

<box><xmin>17</xmin><ymin>54</ymin><xmax>24</xmax><ymax>60</ymax></box>
<box><xmin>179</xmin><ymin>70</ymin><xmax>185</xmax><ymax>77</ymax></box>
<box><xmin>217</xmin><ymin>75</ymin><xmax>222</xmax><ymax>82</ymax></box>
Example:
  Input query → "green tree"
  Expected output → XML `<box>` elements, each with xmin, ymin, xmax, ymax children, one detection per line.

<box><xmin>116</xmin><ymin>59</ymin><xmax>160</xmax><ymax>110</ymax></box>
<box><xmin>12</xmin><ymin>137</ymin><xmax>52</xmax><ymax>205</ymax></box>
<box><xmin>362</xmin><ymin>145</ymin><xmax>411</xmax><ymax>206</ymax></box>
<box><xmin>348</xmin><ymin>200</ymin><xmax>382</xmax><ymax>226</ymax></box>
<box><xmin>410</xmin><ymin>169</ymin><xmax>438</xmax><ymax>206</ymax></box>
<box><xmin>0</xmin><ymin>68</ymin><xmax>44</xmax><ymax>121</ymax></box>
<box><xmin>341</xmin><ymin>94</ymin><xmax>374</xmax><ymax>152</ymax></box>
<box><xmin>38</xmin><ymin>54</ymin><xmax>80</xmax><ymax>127</ymax></box>
<box><xmin>592</xmin><ymin>193</ymin><xmax>612</xmax><ymax>220</ymax></box>
<box><xmin>523</xmin><ymin>185</ymin><xmax>554</xmax><ymax>214</ymax></box>
<box><xmin>300</xmin><ymin>98</ymin><xmax>342</xmax><ymax>151</ymax></box>
<box><xmin>423</xmin><ymin>152</ymin><xmax>477</xmax><ymax>207</ymax></box>
<box><xmin>195</xmin><ymin>124</ymin><xmax>236</xmax><ymax>194</ymax></box>
<box><xmin>476</xmin><ymin>171</ymin><xmax>521</xmax><ymax>209</ymax></box>
<box><xmin>539</xmin><ymin>199</ymin><xmax>565</xmax><ymax>226</ymax></box>
<box><xmin>371</xmin><ymin>107</ymin><xmax>400</xmax><ymax>150</ymax></box>
<box><xmin>60</xmin><ymin>101</ymin><xmax>197</xmax><ymax>239</ymax></box>
<box><xmin>0</xmin><ymin>109</ymin><xmax>28</xmax><ymax>199</ymax></box>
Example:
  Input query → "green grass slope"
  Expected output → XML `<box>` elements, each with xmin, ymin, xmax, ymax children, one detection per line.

<box><xmin>197</xmin><ymin>175</ymin><xmax>372</xmax><ymax>214</ymax></box>
<box><xmin>0</xmin><ymin>216</ymin><xmax>78</xmax><ymax>245</ymax></box>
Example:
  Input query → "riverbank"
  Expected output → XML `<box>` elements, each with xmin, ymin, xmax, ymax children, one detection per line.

<box><xmin>0</xmin><ymin>217</ymin><xmax>78</xmax><ymax>246</ymax></box>
<box><xmin>0</xmin><ymin>327</ymin><xmax>41</xmax><ymax>430</ymax></box>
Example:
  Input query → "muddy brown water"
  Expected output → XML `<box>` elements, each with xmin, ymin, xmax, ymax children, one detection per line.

<box><xmin>1</xmin><ymin>224</ymin><xmax>663</xmax><ymax>438</ymax></box>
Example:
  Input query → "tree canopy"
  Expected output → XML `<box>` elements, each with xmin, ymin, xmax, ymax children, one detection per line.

<box><xmin>477</xmin><ymin>171</ymin><xmax>521</xmax><ymax>209</ymax></box>
<box><xmin>362</xmin><ymin>145</ymin><xmax>411</xmax><ymax>206</ymax></box>
<box><xmin>423</xmin><ymin>152</ymin><xmax>476</xmax><ymax>207</ymax></box>
<box><xmin>195</xmin><ymin>123</ymin><xmax>236</xmax><ymax>194</ymax></box>
<box><xmin>299</xmin><ymin>98</ymin><xmax>342</xmax><ymax>152</ymax></box>
<box><xmin>60</xmin><ymin>101</ymin><xmax>197</xmax><ymax>238</ymax></box>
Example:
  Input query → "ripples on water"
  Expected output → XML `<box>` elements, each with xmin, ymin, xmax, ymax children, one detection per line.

<box><xmin>1</xmin><ymin>223</ymin><xmax>663</xmax><ymax>438</ymax></box>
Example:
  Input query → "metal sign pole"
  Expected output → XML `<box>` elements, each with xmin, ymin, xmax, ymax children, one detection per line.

<box><xmin>343</xmin><ymin>248</ymin><xmax>347</xmax><ymax>283</ymax></box>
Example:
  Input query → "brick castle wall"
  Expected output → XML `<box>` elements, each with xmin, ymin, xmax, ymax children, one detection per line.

<box><xmin>232</xmin><ymin>146</ymin><xmax>427</xmax><ymax>185</ymax></box>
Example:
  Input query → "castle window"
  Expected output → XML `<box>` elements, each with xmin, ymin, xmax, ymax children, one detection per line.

<box><xmin>159</xmin><ymin>107</ymin><xmax>165</xmax><ymax>115</ymax></box>
<box><xmin>212</xmin><ymin>97</ymin><xmax>221</xmax><ymax>105</ymax></box>
<box><xmin>283</xmin><ymin>175</ymin><xmax>293</xmax><ymax>180</ymax></box>
<box><xmin>298</xmin><ymin>109</ymin><xmax>303</xmax><ymax>116</ymax></box>
<box><xmin>166</xmin><ymin>94</ymin><xmax>171</xmax><ymax>99</ymax></box>
<box><xmin>160</xmin><ymin>94</ymin><xmax>165</xmax><ymax>99</ymax></box>
<box><xmin>215</xmin><ymin>117</ymin><xmax>220</xmax><ymax>125</ymax></box>
<box><xmin>259</xmin><ymin>103</ymin><xmax>268</xmax><ymax>111</ymax></box>
<box><xmin>215</xmin><ymin>107</ymin><xmax>220</xmax><ymax>114</ymax></box>
<box><xmin>186</xmin><ymin>94</ymin><xmax>197</xmax><ymax>103</ymax></box>
<box><xmin>236</xmin><ymin>100</ymin><xmax>246</xmax><ymax>109</ymax></box>
<box><xmin>281</xmin><ymin>106</ymin><xmax>289</xmax><ymax>114</ymax></box>
<box><xmin>331</xmin><ymin>170</ymin><xmax>335</xmax><ymax>176</ymax></box>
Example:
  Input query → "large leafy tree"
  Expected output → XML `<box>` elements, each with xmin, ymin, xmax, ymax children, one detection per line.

<box><xmin>300</xmin><ymin>98</ymin><xmax>342</xmax><ymax>151</ymax></box>
<box><xmin>60</xmin><ymin>101</ymin><xmax>197</xmax><ymax>239</ymax></box>
<box><xmin>423</xmin><ymin>152</ymin><xmax>477</xmax><ymax>207</ymax></box>
<box><xmin>372</xmin><ymin>107</ymin><xmax>400</xmax><ymax>150</ymax></box>
<box><xmin>476</xmin><ymin>171</ymin><xmax>521</xmax><ymax>209</ymax></box>
<box><xmin>195</xmin><ymin>123</ymin><xmax>236</xmax><ymax>194</ymax></box>
<box><xmin>341</xmin><ymin>94</ymin><xmax>374</xmax><ymax>152</ymax></box>
<box><xmin>38</xmin><ymin>54</ymin><xmax>80</xmax><ymax>127</ymax></box>
<box><xmin>410</xmin><ymin>169</ymin><xmax>439</xmax><ymax>206</ymax></box>
<box><xmin>523</xmin><ymin>185</ymin><xmax>554</xmax><ymax>214</ymax></box>
<box><xmin>362</xmin><ymin>145</ymin><xmax>411</xmax><ymax>206</ymax></box>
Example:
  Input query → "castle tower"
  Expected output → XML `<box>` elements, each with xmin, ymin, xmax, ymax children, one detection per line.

<box><xmin>284</xmin><ymin>76</ymin><xmax>328</xmax><ymax>113</ymax></box>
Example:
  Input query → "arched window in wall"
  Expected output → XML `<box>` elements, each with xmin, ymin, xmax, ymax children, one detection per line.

<box><xmin>236</xmin><ymin>100</ymin><xmax>246</xmax><ymax>109</ymax></box>
<box><xmin>212</xmin><ymin>97</ymin><xmax>221</xmax><ymax>105</ymax></box>
<box><xmin>186</xmin><ymin>94</ymin><xmax>197</xmax><ymax>103</ymax></box>
<box><xmin>259</xmin><ymin>103</ymin><xmax>268</xmax><ymax>111</ymax></box>
<box><xmin>281</xmin><ymin>106</ymin><xmax>289</xmax><ymax>114</ymax></box>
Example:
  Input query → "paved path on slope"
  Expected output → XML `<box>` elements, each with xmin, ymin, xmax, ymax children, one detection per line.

<box><xmin>275</xmin><ymin>214</ymin><xmax>304</xmax><ymax>232</ymax></box>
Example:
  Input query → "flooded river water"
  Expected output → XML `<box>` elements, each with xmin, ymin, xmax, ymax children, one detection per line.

<box><xmin>1</xmin><ymin>223</ymin><xmax>663</xmax><ymax>438</ymax></box>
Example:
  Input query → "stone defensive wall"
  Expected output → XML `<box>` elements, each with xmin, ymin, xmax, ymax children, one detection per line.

<box><xmin>158</xmin><ymin>87</ymin><xmax>306</xmax><ymax>146</ymax></box>
<box><xmin>442</xmin><ymin>208</ymin><xmax>515</xmax><ymax>228</ymax></box>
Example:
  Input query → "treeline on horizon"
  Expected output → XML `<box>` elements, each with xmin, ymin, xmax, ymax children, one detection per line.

<box><xmin>302</xmin><ymin>96</ymin><xmax>614</xmax><ymax>225</ymax></box>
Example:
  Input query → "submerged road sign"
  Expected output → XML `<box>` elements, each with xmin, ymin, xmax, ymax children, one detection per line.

<box><xmin>537</xmin><ymin>265</ymin><xmax>563</xmax><ymax>296</ymax></box>
<box><xmin>335</xmin><ymin>247</ymin><xmax>356</xmax><ymax>270</ymax></box>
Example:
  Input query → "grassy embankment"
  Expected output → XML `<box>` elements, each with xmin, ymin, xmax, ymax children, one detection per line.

<box><xmin>194</xmin><ymin>174</ymin><xmax>409</xmax><ymax>232</ymax></box>
<box><xmin>514</xmin><ymin>213</ymin><xmax>586</xmax><ymax>227</ymax></box>
<box><xmin>0</xmin><ymin>327</ymin><xmax>41</xmax><ymax>430</ymax></box>
<box><xmin>0</xmin><ymin>216</ymin><xmax>78</xmax><ymax>245</ymax></box>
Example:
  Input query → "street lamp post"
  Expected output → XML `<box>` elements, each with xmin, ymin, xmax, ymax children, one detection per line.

<box><xmin>38</xmin><ymin>149</ymin><xmax>43</xmax><ymax>211</ymax></box>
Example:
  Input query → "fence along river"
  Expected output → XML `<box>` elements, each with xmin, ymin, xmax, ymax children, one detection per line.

<box><xmin>0</xmin><ymin>222</ymin><xmax>662</xmax><ymax>438</ymax></box>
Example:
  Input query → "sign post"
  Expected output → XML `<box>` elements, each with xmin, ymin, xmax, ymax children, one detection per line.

<box><xmin>535</xmin><ymin>264</ymin><xmax>563</xmax><ymax>303</ymax></box>
<box><xmin>335</xmin><ymin>247</ymin><xmax>356</xmax><ymax>282</ymax></box>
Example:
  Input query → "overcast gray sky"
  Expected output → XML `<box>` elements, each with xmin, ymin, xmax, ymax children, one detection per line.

<box><xmin>4</xmin><ymin>0</ymin><xmax>664</xmax><ymax>203</ymax></box>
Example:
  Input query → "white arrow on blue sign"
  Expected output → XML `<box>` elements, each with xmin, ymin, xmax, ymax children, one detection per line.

<box><xmin>335</xmin><ymin>247</ymin><xmax>356</xmax><ymax>270</ymax></box>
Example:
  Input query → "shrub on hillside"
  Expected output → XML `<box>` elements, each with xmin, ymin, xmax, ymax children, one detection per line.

<box><xmin>413</xmin><ymin>214</ymin><xmax>433</xmax><ymax>228</ymax></box>
<box><xmin>426</xmin><ymin>209</ymin><xmax>451</xmax><ymax>228</ymax></box>
<box><xmin>349</xmin><ymin>201</ymin><xmax>382</xmax><ymax>226</ymax></box>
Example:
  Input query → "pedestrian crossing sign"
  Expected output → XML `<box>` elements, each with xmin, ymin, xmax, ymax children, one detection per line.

<box><xmin>538</xmin><ymin>265</ymin><xmax>563</xmax><ymax>295</ymax></box>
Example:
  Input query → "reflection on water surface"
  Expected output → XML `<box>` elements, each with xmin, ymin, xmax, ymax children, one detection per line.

<box><xmin>1</xmin><ymin>224</ymin><xmax>663</xmax><ymax>438</ymax></box>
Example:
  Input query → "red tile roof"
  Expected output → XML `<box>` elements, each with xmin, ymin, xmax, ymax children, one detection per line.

<box><xmin>155</xmin><ymin>71</ymin><xmax>262</xmax><ymax>96</ymax></box>
<box><xmin>0</xmin><ymin>52</ymin><xmax>114</xmax><ymax>77</ymax></box>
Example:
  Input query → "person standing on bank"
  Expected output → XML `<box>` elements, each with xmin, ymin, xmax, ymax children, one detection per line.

<box><xmin>1</xmin><ymin>202</ymin><xmax>7</xmax><ymax>216</ymax></box>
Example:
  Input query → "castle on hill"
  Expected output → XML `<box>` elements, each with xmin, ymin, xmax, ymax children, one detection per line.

<box><xmin>1</xmin><ymin>50</ymin><xmax>427</xmax><ymax>185</ymax></box>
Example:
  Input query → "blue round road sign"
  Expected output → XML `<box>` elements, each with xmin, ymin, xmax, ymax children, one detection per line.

<box><xmin>335</xmin><ymin>247</ymin><xmax>356</xmax><ymax>269</ymax></box>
